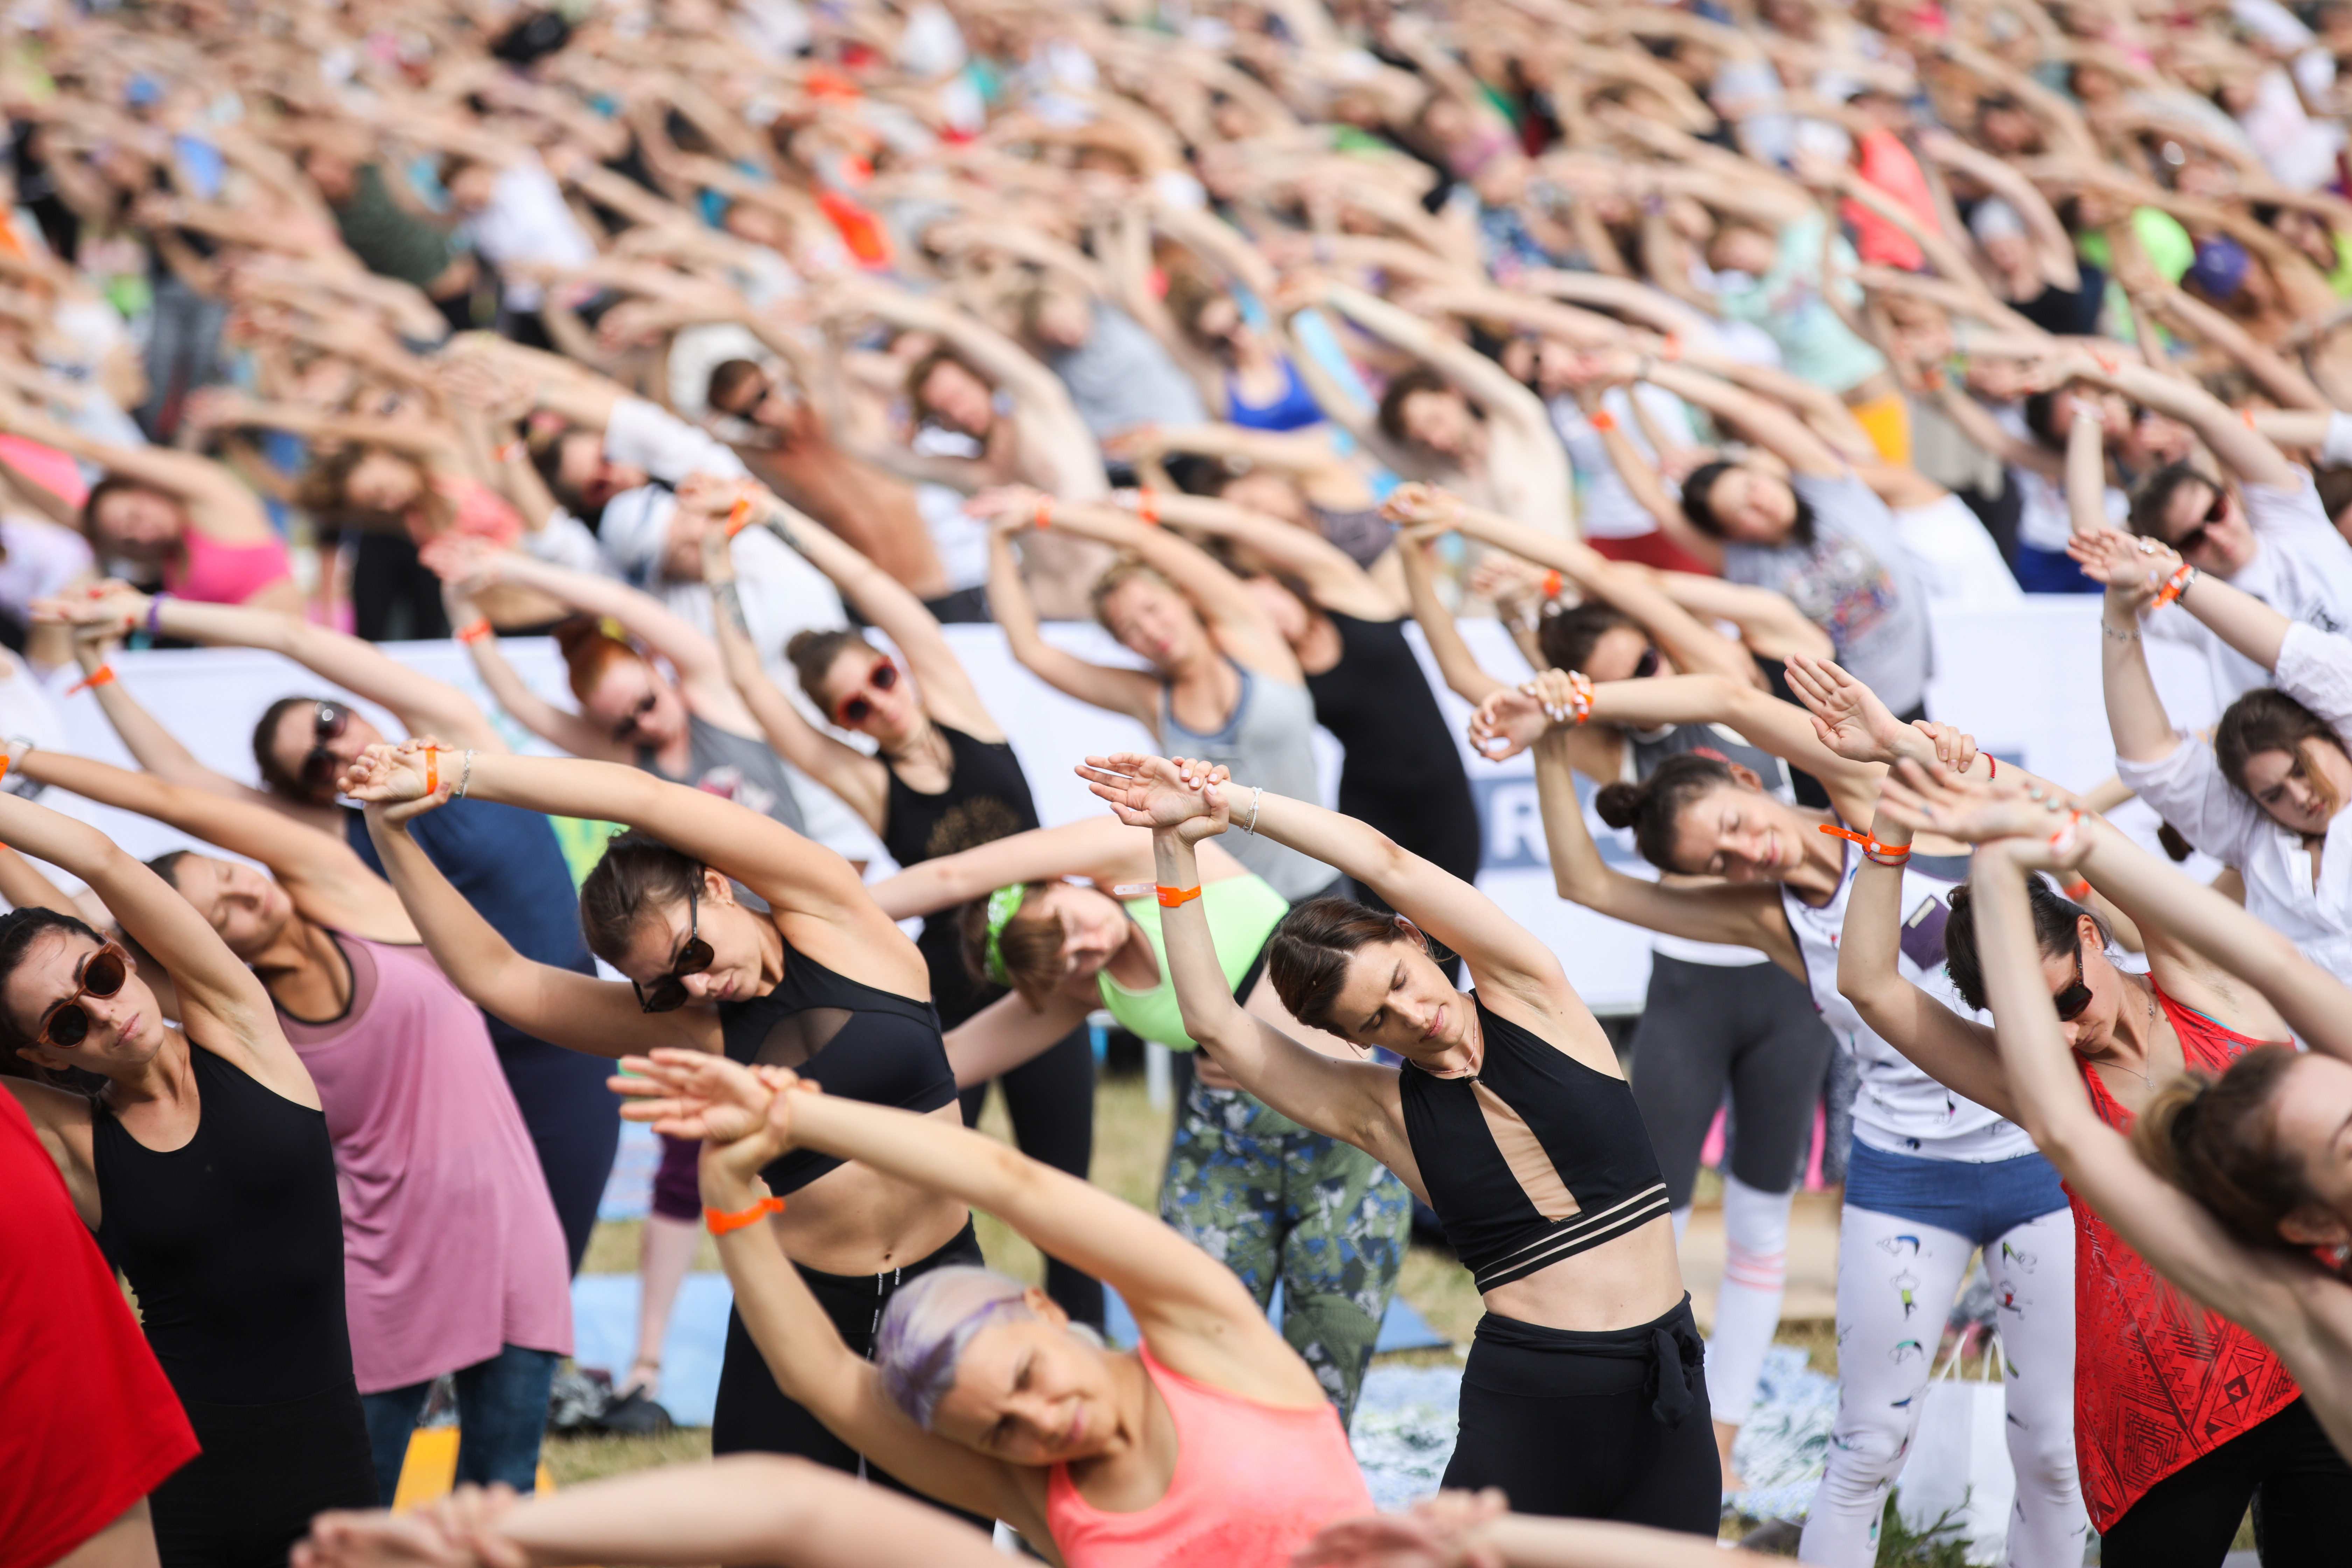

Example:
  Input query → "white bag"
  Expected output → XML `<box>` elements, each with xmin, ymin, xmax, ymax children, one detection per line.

<box><xmin>1895</xmin><ymin>1336</ymin><xmax>2014</xmax><ymax>1566</ymax></box>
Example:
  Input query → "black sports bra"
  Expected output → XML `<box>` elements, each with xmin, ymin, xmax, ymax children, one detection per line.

<box><xmin>1397</xmin><ymin>995</ymin><xmax>1671</xmax><ymax>1293</ymax></box>
<box><xmin>718</xmin><ymin>936</ymin><xmax>959</xmax><ymax>1194</ymax></box>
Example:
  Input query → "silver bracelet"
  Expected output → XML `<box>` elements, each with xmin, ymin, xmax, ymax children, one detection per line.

<box><xmin>2101</xmin><ymin>621</ymin><xmax>2141</xmax><ymax>643</ymax></box>
<box><xmin>1242</xmin><ymin>786</ymin><xmax>1264</xmax><ymax>836</ymax></box>
<box><xmin>453</xmin><ymin>749</ymin><xmax>477</xmax><ymax>799</ymax></box>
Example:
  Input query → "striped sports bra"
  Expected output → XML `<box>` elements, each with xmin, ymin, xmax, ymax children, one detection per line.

<box><xmin>1396</xmin><ymin>995</ymin><xmax>1671</xmax><ymax>1293</ymax></box>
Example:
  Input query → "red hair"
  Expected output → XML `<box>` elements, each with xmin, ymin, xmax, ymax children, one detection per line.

<box><xmin>551</xmin><ymin>615</ymin><xmax>647</xmax><ymax>705</ymax></box>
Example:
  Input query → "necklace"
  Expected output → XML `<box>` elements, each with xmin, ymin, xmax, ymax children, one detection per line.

<box><xmin>2107</xmin><ymin>984</ymin><xmax>2160</xmax><ymax>1090</ymax></box>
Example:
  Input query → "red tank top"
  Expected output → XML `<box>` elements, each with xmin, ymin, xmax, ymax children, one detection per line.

<box><xmin>2069</xmin><ymin>987</ymin><xmax>2301</xmax><ymax>1530</ymax></box>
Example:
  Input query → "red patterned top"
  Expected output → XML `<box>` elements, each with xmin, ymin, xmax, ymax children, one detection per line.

<box><xmin>2068</xmin><ymin>987</ymin><xmax>2301</xmax><ymax>1530</ymax></box>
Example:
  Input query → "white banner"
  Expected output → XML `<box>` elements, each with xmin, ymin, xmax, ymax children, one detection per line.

<box><xmin>27</xmin><ymin>596</ymin><xmax>2199</xmax><ymax>1016</ymax></box>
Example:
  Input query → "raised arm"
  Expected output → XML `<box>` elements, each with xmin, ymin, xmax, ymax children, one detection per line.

<box><xmin>1527</xmin><ymin>726</ymin><xmax>1799</xmax><ymax>967</ymax></box>
<box><xmin>342</xmin><ymin>746</ymin><xmax>919</xmax><ymax>997</ymax></box>
<box><xmin>1317</xmin><ymin>282</ymin><xmax>1561</xmax><ymax>452</ymax></box>
<box><xmin>1394</xmin><ymin>522</ymin><xmax>1512</xmax><ymax>706</ymax></box>
<box><xmin>15</xmin><ymin>750</ymin><xmax>413</xmax><ymax>940</ymax></box>
<box><xmin>1107</xmin><ymin>490</ymin><xmax>1395</xmax><ymax>620</ymax></box>
<box><xmin>2068</xmin><ymin>353</ymin><xmax>2303</xmax><ymax>489</ymax></box>
<box><xmin>1630</xmin><ymin>355</ymin><xmax>1849</xmax><ymax>480</ymax></box>
<box><xmin>0</xmin><ymin>400</ymin><xmax>275</xmax><ymax>543</ymax></box>
<box><xmin>0</xmin><ymin>792</ymin><xmax>285</xmax><ymax>1082</ymax></box>
<box><xmin>975</xmin><ymin>505</ymin><xmax>1161</xmax><ymax>730</ymax></box>
<box><xmin>2069</xmin><ymin>528</ymin><xmax>2207</xmax><ymax>765</ymax></box>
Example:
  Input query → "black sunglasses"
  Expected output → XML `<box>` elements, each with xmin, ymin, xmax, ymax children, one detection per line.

<box><xmin>39</xmin><ymin>941</ymin><xmax>130</xmax><ymax>1048</ymax></box>
<box><xmin>610</xmin><ymin>690</ymin><xmax>660</xmax><ymax>744</ymax></box>
<box><xmin>632</xmin><ymin>870</ymin><xmax>714</xmax><ymax>1013</ymax></box>
<box><xmin>2053</xmin><ymin>938</ymin><xmax>2093</xmax><ymax>1023</ymax></box>
<box><xmin>300</xmin><ymin>701</ymin><xmax>349</xmax><ymax>793</ymax></box>
<box><xmin>2169</xmin><ymin>491</ymin><xmax>2228</xmax><ymax>559</ymax></box>
<box><xmin>1632</xmin><ymin>645</ymin><xmax>1661</xmax><ymax>680</ymax></box>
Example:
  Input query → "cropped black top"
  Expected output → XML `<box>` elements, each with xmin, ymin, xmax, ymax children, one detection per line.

<box><xmin>1397</xmin><ymin>995</ymin><xmax>1671</xmax><ymax>1293</ymax></box>
<box><xmin>718</xmin><ymin>935</ymin><xmax>959</xmax><ymax>1194</ymax></box>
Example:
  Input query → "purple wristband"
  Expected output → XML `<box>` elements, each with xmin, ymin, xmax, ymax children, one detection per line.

<box><xmin>144</xmin><ymin>592</ymin><xmax>170</xmax><ymax>636</ymax></box>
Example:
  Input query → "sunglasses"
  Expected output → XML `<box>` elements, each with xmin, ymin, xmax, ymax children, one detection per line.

<box><xmin>2168</xmin><ymin>492</ymin><xmax>2228</xmax><ymax>559</ymax></box>
<box><xmin>632</xmin><ymin>870</ymin><xmax>714</xmax><ymax>1013</ymax></box>
<box><xmin>300</xmin><ymin>701</ymin><xmax>349</xmax><ymax>793</ymax></box>
<box><xmin>610</xmin><ymin>690</ymin><xmax>660</xmax><ymax>744</ymax></box>
<box><xmin>2052</xmin><ymin>938</ymin><xmax>2093</xmax><ymax>1023</ymax></box>
<box><xmin>834</xmin><ymin>658</ymin><xmax>900</xmax><ymax>727</ymax></box>
<box><xmin>1632</xmin><ymin>645</ymin><xmax>1661</xmax><ymax>680</ymax></box>
<box><xmin>37</xmin><ymin>941</ymin><xmax>131</xmax><ymax>1049</ymax></box>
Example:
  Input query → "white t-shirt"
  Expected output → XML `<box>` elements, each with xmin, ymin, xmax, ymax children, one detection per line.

<box><xmin>2146</xmin><ymin>470</ymin><xmax>2352</xmax><ymax>704</ymax></box>
<box><xmin>461</xmin><ymin>159</ymin><xmax>596</xmax><ymax>312</ymax></box>
<box><xmin>1548</xmin><ymin>385</ymin><xmax>1695</xmax><ymax>541</ymax></box>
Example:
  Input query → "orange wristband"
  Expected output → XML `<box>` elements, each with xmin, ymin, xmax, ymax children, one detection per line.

<box><xmin>1035</xmin><ymin>495</ymin><xmax>1053</xmax><ymax>530</ymax></box>
<box><xmin>1156</xmin><ymin>883</ymin><xmax>1202</xmax><ymax>908</ymax></box>
<box><xmin>66</xmin><ymin>664</ymin><xmax>116</xmax><ymax>695</ymax></box>
<box><xmin>727</xmin><ymin>497</ymin><xmax>755</xmax><ymax>538</ymax></box>
<box><xmin>1135</xmin><ymin>488</ymin><xmax>1160</xmax><ymax>526</ymax></box>
<box><xmin>1539</xmin><ymin>569</ymin><xmax>1564</xmax><ymax>600</ymax></box>
<box><xmin>1658</xmin><ymin>334</ymin><xmax>1682</xmax><ymax>362</ymax></box>
<box><xmin>1820</xmin><ymin>822</ymin><xmax>1911</xmax><ymax>867</ymax></box>
<box><xmin>705</xmin><ymin>1195</ymin><xmax>788</xmax><ymax>1235</ymax></box>
<box><xmin>455</xmin><ymin>619</ymin><xmax>493</xmax><ymax>645</ymax></box>
<box><xmin>1588</xmin><ymin>408</ymin><xmax>1616</xmax><ymax>434</ymax></box>
<box><xmin>495</xmin><ymin>439</ymin><xmax>526</xmax><ymax>463</ymax></box>
<box><xmin>425</xmin><ymin>748</ymin><xmax>439</xmax><ymax>796</ymax></box>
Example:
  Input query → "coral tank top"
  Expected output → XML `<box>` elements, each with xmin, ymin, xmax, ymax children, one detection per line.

<box><xmin>2069</xmin><ymin>987</ymin><xmax>2302</xmax><ymax>1529</ymax></box>
<box><xmin>1044</xmin><ymin>1346</ymin><xmax>1369</xmax><ymax>1568</ymax></box>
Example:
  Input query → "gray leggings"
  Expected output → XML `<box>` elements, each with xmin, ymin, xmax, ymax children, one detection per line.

<box><xmin>1629</xmin><ymin>953</ymin><xmax>1835</xmax><ymax>1207</ymax></box>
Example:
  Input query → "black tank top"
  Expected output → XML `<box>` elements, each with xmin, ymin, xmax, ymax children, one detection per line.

<box><xmin>878</xmin><ymin>724</ymin><xmax>1041</xmax><ymax>1029</ymax></box>
<box><xmin>1397</xmin><ymin>996</ymin><xmax>1671</xmax><ymax>1293</ymax></box>
<box><xmin>1303</xmin><ymin>614</ymin><xmax>1480</xmax><ymax>875</ymax></box>
<box><xmin>93</xmin><ymin>1044</ymin><xmax>353</xmax><ymax>1405</ymax></box>
<box><xmin>718</xmin><ymin>936</ymin><xmax>960</xmax><ymax>1193</ymax></box>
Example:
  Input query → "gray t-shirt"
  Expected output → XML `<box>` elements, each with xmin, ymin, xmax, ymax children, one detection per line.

<box><xmin>1046</xmin><ymin>301</ymin><xmax>1208</xmax><ymax>439</ymax></box>
<box><xmin>1723</xmin><ymin>472</ymin><xmax>1931</xmax><ymax>715</ymax></box>
<box><xmin>1158</xmin><ymin>664</ymin><xmax>1330</xmax><ymax>901</ymax></box>
<box><xmin>640</xmin><ymin>713</ymin><xmax>805</xmax><ymax>834</ymax></box>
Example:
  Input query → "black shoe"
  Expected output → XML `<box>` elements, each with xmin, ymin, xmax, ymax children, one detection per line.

<box><xmin>595</xmin><ymin>1387</ymin><xmax>674</xmax><ymax>1437</ymax></box>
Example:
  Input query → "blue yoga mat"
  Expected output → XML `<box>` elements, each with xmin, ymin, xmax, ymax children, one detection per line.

<box><xmin>572</xmin><ymin>1274</ymin><xmax>1450</xmax><ymax>1428</ymax></box>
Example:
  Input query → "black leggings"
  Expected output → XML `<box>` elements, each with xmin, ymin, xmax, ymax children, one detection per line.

<box><xmin>150</xmin><ymin>1379</ymin><xmax>377</xmax><ymax>1568</ymax></box>
<box><xmin>1630</xmin><ymin>953</ymin><xmax>1835</xmax><ymax>1208</ymax></box>
<box><xmin>958</xmin><ymin>1027</ymin><xmax>1103</xmax><ymax>1329</ymax></box>
<box><xmin>711</xmin><ymin>1219</ymin><xmax>991</xmax><ymax>1530</ymax></box>
<box><xmin>1442</xmin><ymin>1298</ymin><xmax>1718</xmax><ymax>1534</ymax></box>
<box><xmin>2099</xmin><ymin>1397</ymin><xmax>2352</xmax><ymax>1566</ymax></box>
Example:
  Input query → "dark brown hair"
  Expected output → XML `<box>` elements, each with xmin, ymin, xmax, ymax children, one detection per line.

<box><xmin>2214</xmin><ymin>687</ymin><xmax>2348</xmax><ymax>819</ymax></box>
<box><xmin>576</xmin><ymin>831</ymin><xmax>702</xmax><ymax>966</ymax></box>
<box><xmin>2134</xmin><ymin>1046</ymin><xmax>2339</xmax><ymax>1266</ymax></box>
<box><xmin>0</xmin><ymin>905</ymin><xmax>107</xmax><ymax>1083</ymax></box>
<box><xmin>551</xmin><ymin>615</ymin><xmax>649</xmax><ymax>707</ymax></box>
<box><xmin>706</xmin><ymin>357</ymin><xmax>768</xmax><ymax>414</ymax></box>
<box><xmin>905</xmin><ymin>344</ymin><xmax>990</xmax><ymax>430</ymax></box>
<box><xmin>783</xmin><ymin>628</ymin><xmax>881</xmax><ymax>710</ymax></box>
<box><xmin>1941</xmin><ymin>875</ymin><xmax>2108</xmax><ymax>1013</ymax></box>
<box><xmin>2127</xmin><ymin>460</ymin><xmax>2219</xmax><ymax>541</ymax></box>
<box><xmin>1592</xmin><ymin>753</ymin><xmax>1740</xmax><ymax>873</ymax></box>
<box><xmin>1536</xmin><ymin>602</ymin><xmax>1634</xmax><ymax>675</ymax></box>
<box><xmin>1266</xmin><ymin>896</ymin><xmax>1428</xmax><ymax>1036</ymax></box>
<box><xmin>1376</xmin><ymin>365</ymin><xmax>1467</xmax><ymax>451</ymax></box>
<box><xmin>955</xmin><ymin>884</ymin><xmax>1063</xmax><ymax>1007</ymax></box>
<box><xmin>80</xmin><ymin>473</ymin><xmax>172</xmax><ymax>540</ymax></box>
<box><xmin>252</xmin><ymin>694</ymin><xmax>336</xmax><ymax>798</ymax></box>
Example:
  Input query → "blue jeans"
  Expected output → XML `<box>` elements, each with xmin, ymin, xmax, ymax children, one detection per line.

<box><xmin>359</xmin><ymin>1344</ymin><xmax>560</xmax><ymax>1504</ymax></box>
<box><xmin>1844</xmin><ymin>1138</ymin><xmax>2070</xmax><ymax>1244</ymax></box>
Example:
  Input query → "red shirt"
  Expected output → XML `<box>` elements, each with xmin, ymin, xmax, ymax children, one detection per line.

<box><xmin>2067</xmin><ymin>990</ymin><xmax>2302</xmax><ymax>1530</ymax></box>
<box><xmin>1842</xmin><ymin>128</ymin><xmax>1938</xmax><ymax>272</ymax></box>
<box><xmin>0</xmin><ymin>1090</ymin><xmax>197</xmax><ymax>1568</ymax></box>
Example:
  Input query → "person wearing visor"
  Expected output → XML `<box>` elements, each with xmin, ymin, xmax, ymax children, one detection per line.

<box><xmin>33</xmin><ymin>582</ymin><xmax>619</xmax><ymax>1273</ymax></box>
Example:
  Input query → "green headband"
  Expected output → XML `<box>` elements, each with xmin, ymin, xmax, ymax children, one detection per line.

<box><xmin>982</xmin><ymin>883</ymin><xmax>1028</xmax><ymax>986</ymax></box>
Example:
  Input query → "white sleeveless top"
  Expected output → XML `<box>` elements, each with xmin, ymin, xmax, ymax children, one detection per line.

<box><xmin>1781</xmin><ymin>838</ymin><xmax>2036</xmax><ymax>1163</ymax></box>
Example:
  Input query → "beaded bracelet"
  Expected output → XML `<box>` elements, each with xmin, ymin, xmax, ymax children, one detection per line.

<box><xmin>1565</xmin><ymin>670</ymin><xmax>1594</xmax><ymax>725</ymax></box>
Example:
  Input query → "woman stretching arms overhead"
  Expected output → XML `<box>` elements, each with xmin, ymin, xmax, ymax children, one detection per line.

<box><xmin>1078</xmin><ymin>751</ymin><xmax>1710</xmax><ymax>1533</ymax></box>
<box><xmin>334</xmin><ymin>744</ymin><xmax>980</xmax><ymax>1520</ymax></box>
<box><xmin>1874</xmin><ymin>763</ymin><xmax>2352</xmax><ymax>1553</ymax></box>
<box><xmin>602</xmin><ymin>1046</ymin><xmax>1375</xmax><ymax>1567</ymax></box>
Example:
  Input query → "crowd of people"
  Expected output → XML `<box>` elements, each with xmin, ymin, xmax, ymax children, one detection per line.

<box><xmin>13</xmin><ymin>0</ymin><xmax>2352</xmax><ymax>1565</ymax></box>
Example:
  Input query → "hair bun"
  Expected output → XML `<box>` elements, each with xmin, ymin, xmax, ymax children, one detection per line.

<box><xmin>1593</xmin><ymin>780</ymin><xmax>1644</xmax><ymax>831</ymax></box>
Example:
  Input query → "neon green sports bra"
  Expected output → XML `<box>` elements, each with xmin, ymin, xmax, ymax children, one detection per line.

<box><xmin>1096</xmin><ymin>874</ymin><xmax>1290</xmax><ymax>1051</ymax></box>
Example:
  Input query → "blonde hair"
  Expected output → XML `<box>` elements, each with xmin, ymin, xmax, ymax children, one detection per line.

<box><xmin>1088</xmin><ymin>556</ymin><xmax>1183</xmax><ymax>637</ymax></box>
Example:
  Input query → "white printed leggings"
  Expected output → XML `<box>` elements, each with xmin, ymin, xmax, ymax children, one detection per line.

<box><xmin>1797</xmin><ymin>1194</ymin><xmax>2084</xmax><ymax>1566</ymax></box>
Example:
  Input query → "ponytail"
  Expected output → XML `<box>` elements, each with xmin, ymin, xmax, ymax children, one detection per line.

<box><xmin>1592</xmin><ymin>753</ymin><xmax>1736</xmax><ymax>873</ymax></box>
<box><xmin>2132</xmin><ymin>1046</ymin><xmax>2337</xmax><ymax>1268</ymax></box>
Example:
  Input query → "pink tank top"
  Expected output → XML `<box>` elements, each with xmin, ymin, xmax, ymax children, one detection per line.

<box><xmin>278</xmin><ymin>932</ymin><xmax>572</xmax><ymax>1393</ymax></box>
<box><xmin>1044</xmin><ymin>1345</ymin><xmax>1370</xmax><ymax>1568</ymax></box>
<box><xmin>163</xmin><ymin>528</ymin><xmax>293</xmax><ymax>605</ymax></box>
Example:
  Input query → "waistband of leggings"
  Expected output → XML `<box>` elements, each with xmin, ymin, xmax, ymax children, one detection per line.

<box><xmin>173</xmin><ymin>1376</ymin><xmax>364</xmax><ymax>1427</ymax></box>
<box><xmin>1472</xmin><ymin>1293</ymin><xmax>1699</xmax><ymax>1354</ymax></box>
<box><xmin>792</xmin><ymin>1214</ymin><xmax>982</xmax><ymax>1292</ymax></box>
